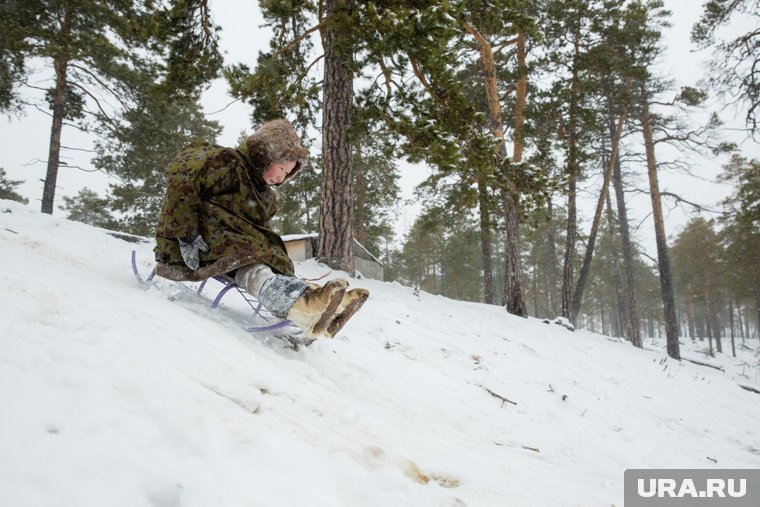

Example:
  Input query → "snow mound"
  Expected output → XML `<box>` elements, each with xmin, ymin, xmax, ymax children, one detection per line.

<box><xmin>1</xmin><ymin>199</ymin><xmax>759</xmax><ymax>507</ymax></box>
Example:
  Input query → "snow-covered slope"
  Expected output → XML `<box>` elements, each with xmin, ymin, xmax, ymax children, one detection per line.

<box><xmin>1</xmin><ymin>199</ymin><xmax>759</xmax><ymax>507</ymax></box>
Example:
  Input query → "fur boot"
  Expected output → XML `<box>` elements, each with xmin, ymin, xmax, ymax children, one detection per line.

<box><xmin>325</xmin><ymin>288</ymin><xmax>370</xmax><ymax>338</ymax></box>
<box><xmin>286</xmin><ymin>279</ymin><xmax>349</xmax><ymax>338</ymax></box>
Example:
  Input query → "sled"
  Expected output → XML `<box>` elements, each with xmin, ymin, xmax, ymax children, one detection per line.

<box><xmin>130</xmin><ymin>250</ymin><xmax>309</xmax><ymax>345</ymax></box>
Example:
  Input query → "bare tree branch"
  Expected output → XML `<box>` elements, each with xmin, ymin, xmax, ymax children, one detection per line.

<box><xmin>207</xmin><ymin>98</ymin><xmax>240</xmax><ymax>115</ymax></box>
<box><xmin>66</xmin><ymin>80</ymin><xmax>120</xmax><ymax>133</ymax></box>
<box><xmin>295</xmin><ymin>54</ymin><xmax>324</xmax><ymax>84</ymax></box>
<box><xmin>628</xmin><ymin>187</ymin><xmax>722</xmax><ymax>214</ymax></box>
<box><xmin>68</xmin><ymin>63</ymin><xmax>129</xmax><ymax>110</ymax></box>
<box><xmin>61</xmin><ymin>145</ymin><xmax>96</xmax><ymax>153</ymax></box>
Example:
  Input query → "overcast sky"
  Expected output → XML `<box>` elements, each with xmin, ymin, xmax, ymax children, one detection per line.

<box><xmin>1</xmin><ymin>0</ymin><xmax>759</xmax><ymax>256</ymax></box>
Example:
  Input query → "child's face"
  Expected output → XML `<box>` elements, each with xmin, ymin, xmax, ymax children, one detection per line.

<box><xmin>262</xmin><ymin>160</ymin><xmax>297</xmax><ymax>185</ymax></box>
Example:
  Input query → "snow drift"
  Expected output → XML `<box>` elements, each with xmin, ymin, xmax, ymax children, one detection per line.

<box><xmin>1</xmin><ymin>199</ymin><xmax>759</xmax><ymax>507</ymax></box>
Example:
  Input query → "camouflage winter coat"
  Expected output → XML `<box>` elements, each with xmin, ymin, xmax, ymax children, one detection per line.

<box><xmin>154</xmin><ymin>119</ymin><xmax>308</xmax><ymax>282</ymax></box>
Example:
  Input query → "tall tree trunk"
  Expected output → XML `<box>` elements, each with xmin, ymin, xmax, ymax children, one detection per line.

<box><xmin>704</xmin><ymin>269</ymin><xmax>717</xmax><ymax>354</ymax></box>
<box><xmin>477</xmin><ymin>173</ymin><xmax>496</xmax><ymax>304</ymax></box>
<box><xmin>571</xmin><ymin>93</ymin><xmax>628</xmax><ymax>325</ymax></box>
<box><xmin>611</xmin><ymin>118</ymin><xmax>642</xmax><ymax>346</ymax></box>
<box><xmin>41</xmin><ymin>10</ymin><xmax>72</xmax><ymax>214</ymax></box>
<box><xmin>513</xmin><ymin>29</ymin><xmax>527</xmax><ymax>163</ymax></box>
<box><xmin>317</xmin><ymin>0</ymin><xmax>355</xmax><ymax>273</ymax></box>
<box><xmin>754</xmin><ymin>288</ymin><xmax>760</xmax><ymax>340</ymax></box>
<box><xmin>502</xmin><ymin>27</ymin><xmax>528</xmax><ymax>316</ymax></box>
<box><xmin>640</xmin><ymin>85</ymin><xmax>680</xmax><ymax>360</ymax></box>
<box><xmin>546</xmin><ymin>199</ymin><xmax>559</xmax><ymax>317</ymax></box>
<box><xmin>729</xmin><ymin>299</ymin><xmax>737</xmax><ymax>357</ymax></box>
<box><xmin>532</xmin><ymin>263</ymin><xmax>539</xmax><ymax>315</ymax></box>
<box><xmin>464</xmin><ymin>21</ymin><xmax>526</xmax><ymax>316</ymax></box>
<box><xmin>561</xmin><ymin>26</ymin><xmax>581</xmax><ymax>319</ymax></box>
<box><xmin>605</xmin><ymin>190</ymin><xmax>627</xmax><ymax>339</ymax></box>
<box><xmin>686</xmin><ymin>285</ymin><xmax>696</xmax><ymax>340</ymax></box>
<box><xmin>502</xmin><ymin>189</ymin><xmax>526</xmax><ymax>315</ymax></box>
<box><xmin>353</xmin><ymin>146</ymin><xmax>366</xmax><ymax>246</ymax></box>
<box><xmin>705</xmin><ymin>269</ymin><xmax>723</xmax><ymax>353</ymax></box>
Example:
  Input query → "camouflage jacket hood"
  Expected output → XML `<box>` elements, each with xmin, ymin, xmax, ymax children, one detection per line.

<box><xmin>153</xmin><ymin>119</ymin><xmax>308</xmax><ymax>281</ymax></box>
<box><xmin>236</xmin><ymin>118</ymin><xmax>309</xmax><ymax>186</ymax></box>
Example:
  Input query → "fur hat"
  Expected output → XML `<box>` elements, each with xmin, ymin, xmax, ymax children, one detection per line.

<box><xmin>240</xmin><ymin>119</ymin><xmax>309</xmax><ymax>184</ymax></box>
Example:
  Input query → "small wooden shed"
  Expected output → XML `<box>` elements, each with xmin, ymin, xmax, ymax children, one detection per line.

<box><xmin>281</xmin><ymin>233</ymin><xmax>384</xmax><ymax>281</ymax></box>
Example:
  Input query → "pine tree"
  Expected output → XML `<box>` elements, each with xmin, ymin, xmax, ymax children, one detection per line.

<box><xmin>0</xmin><ymin>0</ymin><xmax>221</xmax><ymax>214</ymax></box>
<box><xmin>92</xmin><ymin>92</ymin><xmax>221</xmax><ymax>236</ymax></box>
<box><xmin>719</xmin><ymin>155</ymin><xmax>760</xmax><ymax>338</ymax></box>
<box><xmin>565</xmin><ymin>0</ymin><xmax>648</xmax><ymax>332</ymax></box>
<box><xmin>542</xmin><ymin>0</ymin><xmax>605</xmax><ymax>320</ymax></box>
<box><xmin>692</xmin><ymin>0</ymin><xmax>760</xmax><ymax>135</ymax></box>
<box><xmin>59</xmin><ymin>187</ymin><xmax>117</xmax><ymax>229</ymax></box>
<box><xmin>671</xmin><ymin>217</ymin><xmax>725</xmax><ymax>355</ymax></box>
<box><xmin>0</xmin><ymin>168</ymin><xmax>28</xmax><ymax>204</ymax></box>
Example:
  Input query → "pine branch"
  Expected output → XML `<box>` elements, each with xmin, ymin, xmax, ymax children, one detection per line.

<box><xmin>270</xmin><ymin>21</ymin><xmax>327</xmax><ymax>59</ymax></box>
<box><xmin>493</xmin><ymin>36</ymin><xmax>519</xmax><ymax>54</ymax></box>
<box><xmin>199</xmin><ymin>0</ymin><xmax>213</xmax><ymax>42</ymax></box>
<box><xmin>409</xmin><ymin>56</ymin><xmax>445</xmax><ymax>108</ymax></box>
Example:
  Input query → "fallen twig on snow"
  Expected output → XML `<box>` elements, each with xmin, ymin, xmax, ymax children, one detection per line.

<box><xmin>683</xmin><ymin>357</ymin><xmax>725</xmax><ymax>372</ymax></box>
<box><xmin>485</xmin><ymin>387</ymin><xmax>517</xmax><ymax>407</ymax></box>
<box><xmin>738</xmin><ymin>384</ymin><xmax>760</xmax><ymax>395</ymax></box>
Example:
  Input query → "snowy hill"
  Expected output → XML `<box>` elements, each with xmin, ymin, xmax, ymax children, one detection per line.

<box><xmin>1</xmin><ymin>199</ymin><xmax>759</xmax><ymax>507</ymax></box>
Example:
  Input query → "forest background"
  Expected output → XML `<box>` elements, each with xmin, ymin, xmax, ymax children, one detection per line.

<box><xmin>1</xmin><ymin>0</ymin><xmax>759</xmax><ymax>361</ymax></box>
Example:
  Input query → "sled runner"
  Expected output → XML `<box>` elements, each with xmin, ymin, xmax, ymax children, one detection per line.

<box><xmin>130</xmin><ymin>250</ymin><xmax>311</xmax><ymax>346</ymax></box>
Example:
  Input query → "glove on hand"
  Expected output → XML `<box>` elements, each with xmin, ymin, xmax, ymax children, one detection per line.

<box><xmin>178</xmin><ymin>235</ymin><xmax>209</xmax><ymax>271</ymax></box>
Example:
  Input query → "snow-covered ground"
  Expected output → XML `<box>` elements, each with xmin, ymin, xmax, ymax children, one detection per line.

<box><xmin>1</xmin><ymin>199</ymin><xmax>759</xmax><ymax>507</ymax></box>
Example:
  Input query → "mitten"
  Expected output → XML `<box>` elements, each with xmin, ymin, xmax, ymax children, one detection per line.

<box><xmin>177</xmin><ymin>235</ymin><xmax>209</xmax><ymax>271</ymax></box>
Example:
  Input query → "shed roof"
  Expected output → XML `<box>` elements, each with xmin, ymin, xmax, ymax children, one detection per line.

<box><xmin>280</xmin><ymin>233</ymin><xmax>383</xmax><ymax>266</ymax></box>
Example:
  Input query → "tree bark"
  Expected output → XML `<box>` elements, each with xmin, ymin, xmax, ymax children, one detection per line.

<box><xmin>546</xmin><ymin>199</ymin><xmax>559</xmax><ymax>317</ymax></box>
<box><xmin>605</xmin><ymin>190</ymin><xmax>627</xmax><ymax>339</ymax></box>
<box><xmin>704</xmin><ymin>268</ymin><xmax>716</xmax><ymax>355</ymax></box>
<box><xmin>477</xmin><ymin>173</ymin><xmax>496</xmax><ymax>304</ymax></box>
<box><xmin>737</xmin><ymin>300</ymin><xmax>745</xmax><ymax>342</ymax></box>
<box><xmin>640</xmin><ymin>85</ymin><xmax>680</xmax><ymax>360</ymax></box>
<box><xmin>353</xmin><ymin>146</ymin><xmax>366</xmax><ymax>246</ymax></box>
<box><xmin>754</xmin><ymin>288</ymin><xmax>760</xmax><ymax>340</ymax></box>
<box><xmin>41</xmin><ymin>9</ymin><xmax>72</xmax><ymax>214</ymax></box>
<box><xmin>317</xmin><ymin>0</ymin><xmax>355</xmax><ymax>273</ymax></box>
<box><xmin>729</xmin><ymin>298</ymin><xmax>737</xmax><ymax>357</ymax></box>
<box><xmin>513</xmin><ymin>30</ymin><xmax>527</xmax><ymax>163</ymax></box>
<box><xmin>686</xmin><ymin>285</ymin><xmax>696</xmax><ymax>340</ymax></box>
<box><xmin>706</xmin><ymin>268</ymin><xmax>723</xmax><ymax>353</ymax></box>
